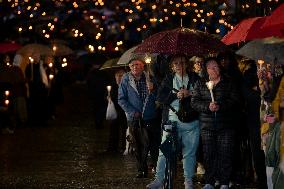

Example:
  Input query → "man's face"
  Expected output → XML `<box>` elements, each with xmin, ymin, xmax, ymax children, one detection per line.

<box><xmin>206</xmin><ymin>60</ymin><xmax>220</xmax><ymax>80</ymax></box>
<box><xmin>129</xmin><ymin>60</ymin><xmax>144</xmax><ymax>76</ymax></box>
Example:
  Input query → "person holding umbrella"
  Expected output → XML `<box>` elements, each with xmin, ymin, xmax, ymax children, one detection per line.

<box><xmin>118</xmin><ymin>58</ymin><xmax>159</xmax><ymax>178</ymax></box>
<box><xmin>191</xmin><ymin>57</ymin><xmax>240</xmax><ymax>189</ymax></box>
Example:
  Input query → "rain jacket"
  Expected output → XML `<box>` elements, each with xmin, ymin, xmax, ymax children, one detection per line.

<box><xmin>118</xmin><ymin>71</ymin><xmax>157</xmax><ymax>121</ymax></box>
<box><xmin>265</xmin><ymin>121</ymin><xmax>284</xmax><ymax>189</ymax></box>
<box><xmin>272</xmin><ymin>76</ymin><xmax>284</xmax><ymax>120</ymax></box>
<box><xmin>191</xmin><ymin>75</ymin><xmax>240</xmax><ymax>130</ymax></box>
<box><xmin>157</xmin><ymin>72</ymin><xmax>199</xmax><ymax>124</ymax></box>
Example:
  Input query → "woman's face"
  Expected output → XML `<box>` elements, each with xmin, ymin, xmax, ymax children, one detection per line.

<box><xmin>172</xmin><ymin>57</ymin><xmax>187</xmax><ymax>76</ymax></box>
<box><xmin>206</xmin><ymin>60</ymin><xmax>220</xmax><ymax>80</ymax></box>
<box><xmin>193</xmin><ymin>58</ymin><xmax>203</xmax><ymax>73</ymax></box>
<box><xmin>115</xmin><ymin>69</ymin><xmax>125</xmax><ymax>85</ymax></box>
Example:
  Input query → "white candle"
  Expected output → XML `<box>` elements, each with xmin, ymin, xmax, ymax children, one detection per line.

<box><xmin>107</xmin><ymin>85</ymin><xmax>112</xmax><ymax>92</ymax></box>
<box><xmin>5</xmin><ymin>99</ymin><xmax>9</xmax><ymax>106</ymax></box>
<box><xmin>206</xmin><ymin>81</ymin><xmax>215</xmax><ymax>102</ymax></box>
<box><xmin>107</xmin><ymin>85</ymin><xmax>112</xmax><ymax>96</ymax></box>
<box><xmin>49</xmin><ymin>74</ymin><xmax>54</xmax><ymax>80</ymax></box>
<box><xmin>5</xmin><ymin>90</ymin><xmax>9</xmax><ymax>96</ymax></box>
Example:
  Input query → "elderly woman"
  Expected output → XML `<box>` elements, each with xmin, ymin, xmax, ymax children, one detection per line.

<box><xmin>147</xmin><ymin>55</ymin><xmax>200</xmax><ymax>189</ymax></box>
<box><xmin>191</xmin><ymin>57</ymin><xmax>240</xmax><ymax>189</ymax></box>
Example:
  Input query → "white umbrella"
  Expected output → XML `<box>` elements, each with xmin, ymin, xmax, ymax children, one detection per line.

<box><xmin>236</xmin><ymin>37</ymin><xmax>284</xmax><ymax>64</ymax></box>
<box><xmin>117</xmin><ymin>46</ymin><xmax>157</xmax><ymax>65</ymax></box>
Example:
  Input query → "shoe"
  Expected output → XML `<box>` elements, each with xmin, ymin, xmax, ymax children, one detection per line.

<box><xmin>220</xmin><ymin>185</ymin><xmax>229</xmax><ymax>189</ymax></box>
<box><xmin>184</xmin><ymin>178</ymin><xmax>193</xmax><ymax>189</ymax></box>
<box><xmin>215</xmin><ymin>180</ymin><xmax>220</xmax><ymax>187</ymax></box>
<box><xmin>146</xmin><ymin>179</ymin><xmax>163</xmax><ymax>189</ymax></box>
<box><xmin>202</xmin><ymin>184</ymin><xmax>214</xmax><ymax>189</ymax></box>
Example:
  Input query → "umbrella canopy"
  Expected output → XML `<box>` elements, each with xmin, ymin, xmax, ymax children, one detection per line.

<box><xmin>17</xmin><ymin>43</ymin><xmax>53</xmax><ymax>57</ymax></box>
<box><xmin>0</xmin><ymin>42</ymin><xmax>22</xmax><ymax>54</ymax></box>
<box><xmin>222</xmin><ymin>16</ymin><xmax>284</xmax><ymax>45</ymax></box>
<box><xmin>100</xmin><ymin>58</ymin><xmax>128</xmax><ymax>70</ymax></box>
<box><xmin>236</xmin><ymin>37</ymin><xmax>284</xmax><ymax>64</ymax></box>
<box><xmin>135</xmin><ymin>28</ymin><xmax>227</xmax><ymax>56</ymax></box>
<box><xmin>117</xmin><ymin>46</ymin><xmax>157</xmax><ymax>65</ymax></box>
<box><xmin>262</xmin><ymin>3</ymin><xmax>284</xmax><ymax>29</ymax></box>
<box><xmin>51</xmin><ymin>43</ymin><xmax>74</xmax><ymax>56</ymax></box>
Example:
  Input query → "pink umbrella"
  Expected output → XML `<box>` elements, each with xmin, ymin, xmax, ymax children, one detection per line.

<box><xmin>222</xmin><ymin>16</ymin><xmax>284</xmax><ymax>45</ymax></box>
<box><xmin>262</xmin><ymin>3</ymin><xmax>284</xmax><ymax>29</ymax></box>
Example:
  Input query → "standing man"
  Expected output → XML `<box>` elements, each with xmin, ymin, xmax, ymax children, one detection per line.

<box><xmin>118</xmin><ymin>58</ymin><xmax>159</xmax><ymax>178</ymax></box>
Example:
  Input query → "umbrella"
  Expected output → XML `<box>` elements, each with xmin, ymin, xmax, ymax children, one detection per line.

<box><xmin>51</xmin><ymin>43</ymin><xmax>74</xmax><ymax>56</ymax></box>
<box><xmin>134</xmin><ymin>28</ymin><xmax>227</xmax><ymax>56</ymax></box>
<box><xmin>262</xmin><ymin>3</ymin><xmax>284</xmax><ymax>29</ymax></box>
<box><xmin>222</xmin><ymin>16</ymin><xmax>284</xmax><ymax>45</ymax></box>
<box><xmin>117</xmin><ymin>46</ymin><xmax>157</xmax><ymax>65</ymax></box>
<box><xmin>100</xmin><ymin>58</ymin><xmax>128</xmax><ymax>70</ymax></box>
<box><xmin>0</xmin><ymin>42</ymin><xmax>22</xmax><ymax>54</ymax></box>
<box><xmin>236</xmin><ymin>37</ymin><xmax>284</xmax><ymax>64</ymax></box>
<box><xmin>17</xmin><ymin>43</ymin><xmax>53</xmax><ymax>57</ymax></box>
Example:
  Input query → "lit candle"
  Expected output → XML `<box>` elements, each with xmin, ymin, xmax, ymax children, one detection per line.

<box><xmin>5</xmin><ymin>99</ymin><xmax>9</xmax><ymax>106</ymax></box>
<box><xmin>258</xmin><ymin>59</ymin><xmax>264</xmax><ymax>69</ymax></box>
<box><xmin>5</xmin><ymin>90</ymin><xmax>9</xmax><ymax>96</ymax></box>
<box><xmin>107</xmin><ymin>85</ymin><xmax>111</xmax><ymax>96</ymax></box>
<box><xmin>206</xmin><ymin>81</ymin><xmax>215</xmax><ymax>102</ymax></box>
<box><xmin>107</xmin><ymin>85</ymin><xmax>112</xmax><ymax>92</ymax></box>
<box><xmin>49</xmin><ymin>74</ymin><xmax>54</xmax><ymax>80</ymax></box>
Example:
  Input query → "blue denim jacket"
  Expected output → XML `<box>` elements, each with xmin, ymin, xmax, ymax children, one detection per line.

<box><xmin>118</xmin><ymin>72</ymin><xmax>157</xmax><ymax>121</ymax></box>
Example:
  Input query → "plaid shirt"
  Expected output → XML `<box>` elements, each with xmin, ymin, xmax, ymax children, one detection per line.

<box><xmin>135</xmin><ymin>74</ymin><xmax>148</xmax><ymax>104</ymax></box>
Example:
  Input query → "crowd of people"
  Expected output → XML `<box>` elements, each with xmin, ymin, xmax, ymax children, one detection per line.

<box><xmin>0</xmin><ymin>52</ymin><xmax>64</xmax><ymax>133</ymax></box>
<box><xmin>97</xmin><ymin>52</ymin><xmax>284</xmax><ymax>189</ymax></box>
<box><xmin>1</xmin><ymin>47</ymin><xmax>284</xmax><ymax>189</ymax></box>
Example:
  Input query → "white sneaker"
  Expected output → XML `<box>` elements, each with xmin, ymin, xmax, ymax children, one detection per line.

<box><xmin>202</xmin><ymin>184</ymin><xmax>214</xmax><ymax>189</ymax></box>
<box><xmin>220</xmin><ymin>185</ymin><xmax>229</xmax><ymax>189</ymax></box>
<box><xmin>184</xmin><ymin>178</ymin><xmax>193</xmax><ymax>189</ymax></box>
<box><xmin>146</xmin><ymin>179</ymin><xmax>163</xmax><ymax>189</ymax></box>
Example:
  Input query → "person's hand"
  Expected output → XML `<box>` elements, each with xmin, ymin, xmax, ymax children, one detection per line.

<box><xmin>177</xmin><ymin>88</ymin><xmax>191</xmax><ymax>99</ymax></box>
<box><xmin>147</xmin><ymin>81</ymin><xmax>154</xmax><ymax>92</ymax></box>
<box><xmin>209</xmin><ymin>102</ymin><xmax>219</xmax><ymax>112</ymax></box>
<box><xmin>134</xmin><ymin>112</ymin><xmax>141</xmax><ymax>118</ymax></box>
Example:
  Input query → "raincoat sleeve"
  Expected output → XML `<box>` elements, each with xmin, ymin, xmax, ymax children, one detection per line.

<box><xmin>157</xmin><ymin>75</ymin><xmax>177</xmax><ymax>105</ymax></box>
<box><xmin>191</xmin><ymin>80</ymin><xmax>210</xmax><ymax>113</ymax></box>
<box><xmin>218</xmin><ymin>80</ymin><xmax>240</xmax><ymax>113</ymax></box>
<box><xmin>118</xmin><ymin>74</ymin><xmax>138</xmax><ymax>118</ymax></box>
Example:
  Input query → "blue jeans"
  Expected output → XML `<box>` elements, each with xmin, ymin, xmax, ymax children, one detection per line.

<box><xmin>155</xmin><ymin>119</ymin><xmax>200</xmax><ymax>181</ymax></box>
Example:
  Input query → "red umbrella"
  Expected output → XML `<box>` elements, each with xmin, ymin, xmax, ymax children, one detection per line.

<box><xmin>221</xmin><ymin>16</ymin><xmax>284</xmax><ymax>45</ymax></box>
<box><xmin>135</xmin><ymin>28</ymin><xmax>227</xmax><ymax>56</ymax></box>
<box><xmin>0</xmin><ymin>42</ymin><xmax>22</xmax><ymax>54</ymax></box>
<box><xmin>262</xmin><ymin>3</ymin><xmax>284</xmax><ymax>29</ymax></box>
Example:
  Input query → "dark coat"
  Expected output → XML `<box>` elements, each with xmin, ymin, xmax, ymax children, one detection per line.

<box><xmin>191</xmin><ymin>75</ymin><xmax>240</xmax><ymax>130</ymax></box>
<box><xmin>157</xmin><ymin>72</ymin><xmax>199</xmax><ymax>124</ymax></box>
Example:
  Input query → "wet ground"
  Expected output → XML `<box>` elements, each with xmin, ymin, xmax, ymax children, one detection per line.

<box><xmin>0</xmin><ymin>82</ymin><xmax>257</xmax><ymax>189</ymax></box>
